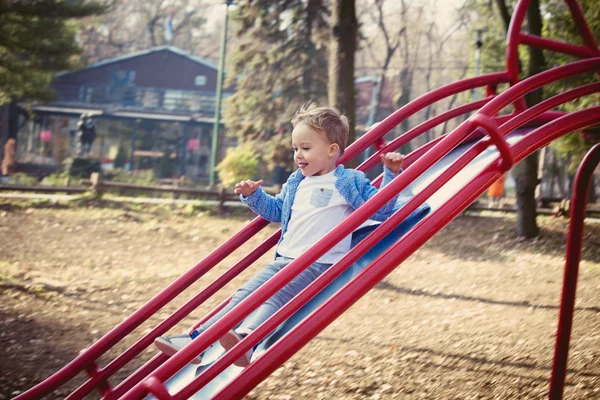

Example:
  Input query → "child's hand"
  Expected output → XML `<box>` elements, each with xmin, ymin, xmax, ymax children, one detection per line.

<box><xmin>234</xmin><ymin>179</ymin><xmax>264</xmax><ymax>196</ymax></box>
<box><xmin>380</xmin><ymin>152</ymin><xmax>405</xmax><ymax>173</ymax></box>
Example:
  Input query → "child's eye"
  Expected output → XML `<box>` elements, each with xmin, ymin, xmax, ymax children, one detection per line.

<box><xmin>302</xmin><ymin>147</ymin><xmax>309</xmax><ymax>151</ymax></box>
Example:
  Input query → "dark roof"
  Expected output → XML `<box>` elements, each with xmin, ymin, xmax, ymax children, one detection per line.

<box><xmin>32</xmin><ymin>105</ymin><xmax>216</xmax><ymax>124</ymax></box>
<box><xmin>56</xmin><ymin>46</ymin><xmax>218</xmax><ymax>78</ymax></box>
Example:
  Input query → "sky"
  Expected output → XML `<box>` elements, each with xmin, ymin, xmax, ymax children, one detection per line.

<box><xmin>201</xmin><ymin>0</ymin><xmax>469</xmax><ymax>32</ymax></box>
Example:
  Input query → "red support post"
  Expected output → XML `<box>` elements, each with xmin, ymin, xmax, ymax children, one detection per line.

<box><xmin>520</xmin><ymin>33</ymin><xmax>599</xmax><ymax>59</ymax></box>
<box><xmin>548</xmin><ymin>143</ymin><xmax>600</xmax><ymax>400</ymax></box>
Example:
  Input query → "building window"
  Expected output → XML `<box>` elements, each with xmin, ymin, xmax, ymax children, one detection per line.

<box><xmin>194</xmin><ymin>75</ymin><xmax>207</xmax><ymax>86</ymax></box>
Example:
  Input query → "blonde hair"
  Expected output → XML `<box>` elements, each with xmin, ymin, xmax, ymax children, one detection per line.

<box><xmin>291</xmin><ymin>103</ymin><xmax>349</xmax><ymax>155</ymax></box>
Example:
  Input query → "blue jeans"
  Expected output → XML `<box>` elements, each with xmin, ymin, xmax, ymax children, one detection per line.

<box><xmin>195</xmin><ymin>256</ymin><xmax>331</xmax><ymax>335</ymax></box>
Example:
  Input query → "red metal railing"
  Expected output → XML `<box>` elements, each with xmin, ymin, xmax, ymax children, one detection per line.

<box><xmin>549</xmin><ymin>143</ymin><xmax>600</xmax><ymax>400</ymax></box>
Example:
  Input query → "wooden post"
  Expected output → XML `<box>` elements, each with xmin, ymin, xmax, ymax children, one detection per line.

<box><xmin>218</xmin><ymin>186</ymin><xmax>226</xmax><ymax>212</ymax></box>
<box><xmin>90</xmin><ymin>172</ymin><xmax>102</xmax><ymax>198</ymax></box>
<box><xmin>173</xmin><ymin>177</ymin><xmax>180</xmax><ymax>200</ymax></box>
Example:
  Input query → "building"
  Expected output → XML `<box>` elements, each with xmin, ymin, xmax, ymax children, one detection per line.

<box><xmin>15</xmin><ymin>46</ymin><xmax>234</xmax><ymax>180</ymax></box>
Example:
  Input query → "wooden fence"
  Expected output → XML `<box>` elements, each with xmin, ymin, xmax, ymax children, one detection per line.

<box><xmin>0</xmin><ymin>173</ymin><xmax>259</xmax><ymax>208</ymax></box>
<box><xmin>1</xmin><ymin>173</ymin><xmax>598</xmax><ymax>216</ymax></box>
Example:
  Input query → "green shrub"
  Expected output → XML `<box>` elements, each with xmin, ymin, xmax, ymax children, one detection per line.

<box><xmin>40</xmin><ymin>172</ymin><xmax>76</xmax><ymax>186</ymax></box>
<box><xmin>216</xmin><ymin>146</ymin><xmax>258</xmax><ymax>188</ymax></box>
<box><xmin>8</xmin><ymin>172</ymin><xmax>39</xmax><ymax>186</ymax></box>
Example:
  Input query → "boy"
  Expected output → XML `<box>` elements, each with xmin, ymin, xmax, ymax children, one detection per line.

<box><xmin>155</xmin><ymin>104</ymin><xmax>405</xmax><ymax>367</ymax></box>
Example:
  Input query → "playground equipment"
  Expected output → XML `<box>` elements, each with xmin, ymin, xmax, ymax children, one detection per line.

<box><xmin>15</xmin><ymin>0</ymin><xmax>599</xmax><ymax>398</ymax></box>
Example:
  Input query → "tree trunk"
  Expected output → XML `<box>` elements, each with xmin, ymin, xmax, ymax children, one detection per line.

<box><xmin>588</xmin><ymin>175</ymin><xmax>597</xmax><ymax>204</ymax></box>
<box><xmin>556</xmin><ymin>158</ymin><xmax>567</xmax><ymax>198</ymax></box>
<box><xmin>328</xmin><ymin>0</ymin><xmax>357</xmax><ymax>148</ymax></box>
<box><xmin>515</xmin><ymin>0</ymin><xmax>546</xmax><ymax>238</ymax></box>
<box><xmin>396</xmin><ymin>66</ymin><xmax>413</xmax><ymax>154</ymax></box>
<box><xmin>514</xmin><ymin>153</ymin><xmax>540</xmax><ymax>237</ymax></box>
<box><xmin>303</xmin><ymin>0</ymin><xmax>320</xmax><ymax>97</ymax></box>
<box><xmin>494</xmin><ymin>0</ymin><xmax>512</xmax><ymax>32</ymax></box>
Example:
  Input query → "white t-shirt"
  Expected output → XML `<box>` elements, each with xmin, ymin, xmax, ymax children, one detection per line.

<box><xmin>277</xmin><ymin>170</ymin><xmax>354</xmax><ymax>264</ymax></box>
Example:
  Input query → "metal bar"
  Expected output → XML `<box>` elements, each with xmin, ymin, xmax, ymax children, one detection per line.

<box><xmin>357</xmin><ymin>97</ymin><xmax>492</xmax><ymax>173</ymax></box>
<box><xmin>339</xmin><ymin>72</ymin><xmax>510</xmax><ymax>165</ymax></box>
<box><xmin>469</xmin><ymin>114</ymin><xmax>514</xmax><ymax>171</ymax></box>
<box><xmin>520</xmin><ymin>33</ymin><xmax>599</xmax><ymax>59</ymax></box>
<box><xmin>565</xmin><ymin>0</ymin><xmax>599</xmax><ymax>51</ymax></box>
<box><xmin>479</xmin><ymin>58</ymin><xmax>600</xmax><ymax>118</ymax></box>
<box><xmin>504</xmin><ymin>0</ymin><xmax>530</xmax><ymax>105</ymax></box>
<box><xmin>500</xmin><ymin>82</ymin><xmax>600</xmax><ymax>134</ymax></box>
<box><xmin>144</xmin><ymin>377</ymin><xmax>173</xmax><ymax>400</ymax></box>
<box><xmin>510</xmin><ymin>108</ymin><xmax>600</xmax><ymax>159</ymax></box>
<box><xmin>106</xmin><ymin>354</ymin><xmax>168</xmax><ymax>400</ymax></box>
<box><xmin>367</xmin><ymin>107</ymin><xmax>563</xmax><ymax>193</ymax></box>
<box><xmin>366</xmin><ymin>109</ymin><xmax>569</xmax><ymax>190</ymax></box>
<box><xmin>548</xmin><ymin>143</ymin><xmax>600</xmax><ymax>400</ymax></box>
<box><xmin>83</xmin><ymin>361</ymin><xmax>112</xmax><ymax>398</ymax></box>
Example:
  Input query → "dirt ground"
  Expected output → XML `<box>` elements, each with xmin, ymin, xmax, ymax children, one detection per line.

<box><xmin>1</xmin><ymin>199</ymin><xmax>599</xmax><ymax>400</ymax></box>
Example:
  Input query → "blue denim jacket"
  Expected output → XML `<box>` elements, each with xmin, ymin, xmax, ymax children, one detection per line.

<box><xmin>241</xmin><ymin>164</ymin><xmax>430</xmax><ymax>251</ymax></box>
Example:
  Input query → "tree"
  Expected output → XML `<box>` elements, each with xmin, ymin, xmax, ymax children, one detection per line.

<box><xmin>75</xmin><ymin>0</ymin><xmax>214</xmax><ymax>65</ymax></box>
<box><xmin>358</xmin><ymin>0</ymin><xmax>404</xmax><ymax>124</ymax></box>
<box><xmin>329</xmin><ymin>0</ymin><xmax>358</xmax><ymax>147</ymax></box>
<box><xmin>0</xmin><ymin>0</ymin><xmax>106</xmax><ymax>106</ymax></box>
<box><xmin>223</xmin><ymin>0</ymin><xmax>329</xmax><ymax>145</ymax></box>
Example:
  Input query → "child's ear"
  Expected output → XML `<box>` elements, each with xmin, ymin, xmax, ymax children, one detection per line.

<box><xmin>329</xmin><ymin>143</ymin><xmax>340</xmax><ymax>157</ymax></box>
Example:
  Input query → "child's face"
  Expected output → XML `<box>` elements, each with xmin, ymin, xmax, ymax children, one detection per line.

<box><xmin>291</xmin><ymin>122</ymin><xmax>339</xmax><ymax>177</ymax></box>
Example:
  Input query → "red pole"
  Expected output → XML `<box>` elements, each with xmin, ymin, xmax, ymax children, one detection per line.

<box><xmin>548</xmin><ymin>143</ymin><xmax>600</xmax><ymax>399</ymax></box>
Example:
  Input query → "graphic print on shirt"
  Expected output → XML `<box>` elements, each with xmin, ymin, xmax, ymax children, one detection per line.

<box><xmin>310</xmin><ymin>187</ymin><xmax>333</xmax><ymax>208</ymax></box>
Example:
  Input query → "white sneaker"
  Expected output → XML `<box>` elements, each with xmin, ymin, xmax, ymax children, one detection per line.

<box><xmin>219</xmin><ymin>330</ymin><xmax>253</xmax><ymax>367</ymax></box>
<box><xmin>154</xmin><ymin>334</ymin><xmax>202</xmax><ymax>364</ymax></box>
